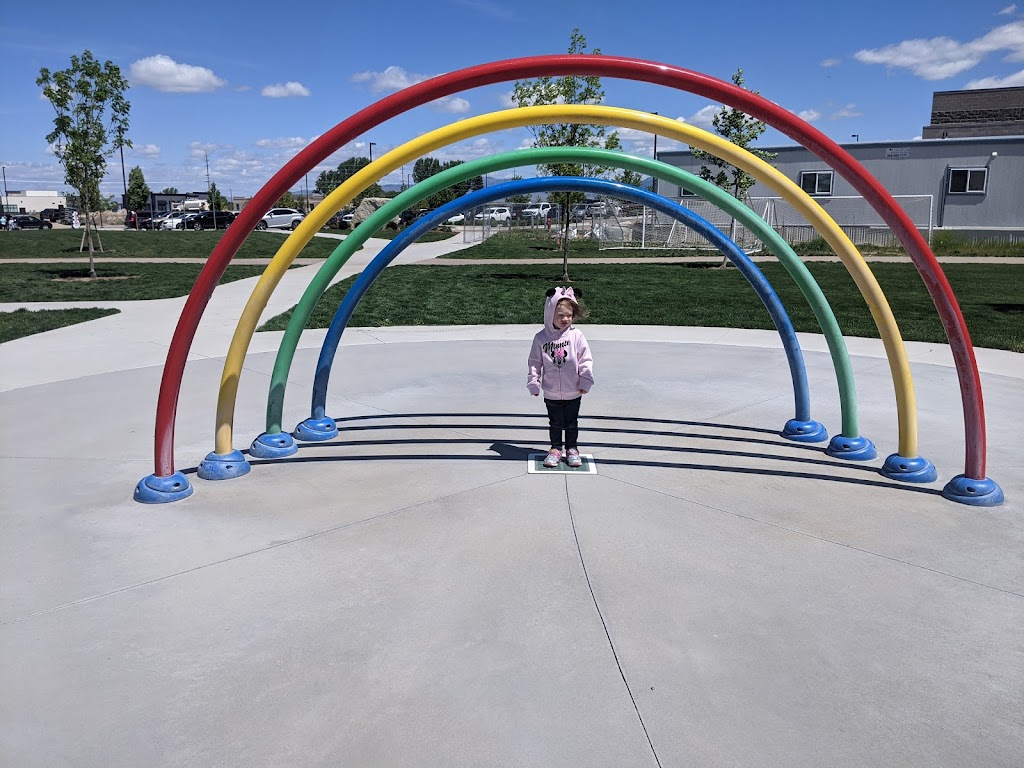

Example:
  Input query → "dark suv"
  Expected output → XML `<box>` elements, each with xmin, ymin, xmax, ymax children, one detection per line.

<box><xmin>39</xmin><ymin>208</ymin><xmax>63</xmax><ymax>222</ymax></box>
<box><xmin>188</xmin><ymin>210</ymin><xmax>235</xmax><ymax>230</ymax></box>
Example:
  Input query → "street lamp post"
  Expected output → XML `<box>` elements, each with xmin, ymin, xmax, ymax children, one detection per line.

<box><xmin>304</xmin><ymin>173</ymin><xmax>310</xmax><ymax>213</ymax></box>
<box><xmin>369</xmin><ymin>142</ymin><xmax>376</xmax><ymax>163</ymax></box>
<box><xmin>120</xmin><ymin>144</ymin><xmax>128</xmax><ymax>213</ymax></box>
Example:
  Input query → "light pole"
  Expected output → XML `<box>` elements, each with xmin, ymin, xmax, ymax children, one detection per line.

<box><xmin>851</xmin><ymin>134</ymin><xmax>860</xmax><ymax>142</ymax></box>
<box><xmin>369</xmin><ymin>142</ymin><xmax>376</xmax><ymax>163</ymax></box>
<box><xmin>652</xmin><ymin>111</ymin><xmax>659</xmax><ymax>194</ymax></box>
<box><xmin>119</xmin><ymin>144</ymin><xmax>128</xmax><ymax>212</ymax></box>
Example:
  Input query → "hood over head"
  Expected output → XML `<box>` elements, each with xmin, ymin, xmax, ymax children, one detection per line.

<box><xmin>544</xmin><ymin>286</ymin><xmax>582</xmax><ymax>333</ymax></box>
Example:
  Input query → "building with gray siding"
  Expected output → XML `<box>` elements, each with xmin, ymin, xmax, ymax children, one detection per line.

<box><xmin>656</xmin><ymin>134</ymin><xmax>1023</xmax><ymax>239</ymax></box>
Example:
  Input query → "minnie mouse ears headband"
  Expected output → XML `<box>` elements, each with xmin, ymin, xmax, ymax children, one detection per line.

<box><xmin>545</xmin><ymin>286</ymin><xmax>584</xmax><ymax>300</ymax></box>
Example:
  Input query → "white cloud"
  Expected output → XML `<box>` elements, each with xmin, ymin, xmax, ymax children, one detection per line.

<box><xmin>255</xmin><ymin>137</ymin><xmax>310</xmax><ymax>150</ymax></box>
<box><xmin>432</xmin><ymin>96</ymin><xmax>470</xmax><ymax>114</ymax></box>
<box><xmin>129</xmin><ymin>54</ymin><xmax>227</xmax><ymax>93</ymax></box>
<box><xmin>820</xmin><ymin>58</ymin><xmax>841</xmax><ymax>68</ymax></box>
<box><xmin>351</xmin><ymin>65</ymin><xmax>432</xmax><ymax>93</ymax></box>
<box><xmin>997</xmin><ymin>4</ymin><xmax>1017</xmax><ymax>15</ymax></box>
<box><xmin>499</xmin><ymin>90</ymin><xmax>516</xmax><ymax>108</ymax></box>
<box><xmin>797</xmin><ymin>109</ymin><xmax>822</xmax><ymax>122</ymax></box>
<box><xmin>853</xmin><ymin>20</ymin><xmax>1024</xmax><ymax>80</ymax></box>
<box><xmin>831</xmin><ymin>103</ymin><xmax>862</xmax><ymax>119</ymax></box>
<box><xmin>261</xmin><ymin>81</ymin><xmax>311</xmax><ymax>98</ymax></box>
<box><xmin>683</xmin><ymin>105</ymin><xmax>722</xmax><ymax>129</ymax></box>
<box><xmin>965</xmin><ymin>67</ymin><xmax>1024</xmax><ymax>87</ymax></box>
<box><xmin>130</xmin><ymin>143</ymin><xmax>161</xmax><ymax>158</ymax></box>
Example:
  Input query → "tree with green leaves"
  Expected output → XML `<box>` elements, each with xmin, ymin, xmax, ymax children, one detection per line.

<box><xmin>314</xmin><ymin>156</ymin><xmax>384</xmax><ymax>205</ymax></box>
<box><xmin>513</xmin><ymin>28</ymin><xmax>621</xmax><ymax>280</ymax></box>
<box><xmin>126</xmin><ymin>166</ymin><xmax>151</xmax><ymax>217</ymax></box>
<box><xmin>275</xmin><ymin>191</ymin><xmax>301</xmax><ymax>209</ymax></box>
<box><xmin>691</xmin><ymin>68</ymin><xmax>777</xmax><ymax>266</ymax></box>
<box><xmin>207</xmin><ymin>181</ymin><xmax>228</xmax><ymax>211</ymax></box>
<box><xmin>161</xmin><ymin>187</ymin><xmax>179</xmax><ymax>195</ymax></box>
<box><xmin>37</xmin><ymin>50</ymin><xmax>130</xmax><ymax>277</ymax></box>
<box><xmin>411</xmin><ymin>157</ymin><xmax>484</xmax><ymax>208</ymax></box>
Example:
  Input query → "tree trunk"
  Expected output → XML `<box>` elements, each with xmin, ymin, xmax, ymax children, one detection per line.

<box><xmin>560</xmin><ymin>191</ymin><xmax>572</xmax><ymax>282</ymax></box>
<box><xmin>719</xmin><ymin>217</ymin><xmax>739</xmax><ymax>268</ymax></box>
<box><xmin>83</xmin><ymin>202</ymin><xmax>96</xmax><ymax>278</ymax></box>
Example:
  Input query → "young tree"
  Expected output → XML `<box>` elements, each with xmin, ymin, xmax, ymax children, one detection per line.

<box><xmin>690</xmin><ymin>68</ymin><xmax>777</xmax><ymax>266</ymax></box>
<box><xmin>126</xmin><ymin>165</ymin><xmax>151</xmax><ymax>216</ymax></box>
<box><xmin>412</xmin><ymin>157</ymin><xmax>484</xmax><ymax>208</ymax></box>
<box><xmin>207</xmin><ymin>182</ymin><xmax>228</xmax><ymax>211</ymax></box>
<box><xmin>275</xmin><ymin>191</ymin><xmax>301</xmax><ymax>209</ymax></box>
<box><xmin>37</xmin><ymin>50</ymin><xmax>130</xmax><ymax>277</ymax></box>
<box><xmin>315</xmin><ymin>156</ymin><xmax>384</xmax><ymax>204</ymax></box>
<box><xmin>513</xmin><ymin>28</ymin><xmax>621</xmax><ymax>280</ymax></box>
<box><xmin>161</xmin><ymin>187</ymin><xmax>179</xmax><ymax>194</ymax></box>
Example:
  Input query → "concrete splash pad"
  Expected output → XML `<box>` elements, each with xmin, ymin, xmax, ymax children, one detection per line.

<box><xmin>2</xmin><ymin>331</ymin><xmax>1022</xmax><ymax>766</ymax></box>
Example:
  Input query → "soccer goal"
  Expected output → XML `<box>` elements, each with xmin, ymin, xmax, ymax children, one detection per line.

<box><xmin>596</xmin><ymin>194</ymin><xmax>935</xmax><ymax>252</ymax></box>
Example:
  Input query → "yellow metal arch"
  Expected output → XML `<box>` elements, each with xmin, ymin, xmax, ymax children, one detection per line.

<box><xmin>215</xmin><ymin>105</ymin><xmax>917</xmax><ymax>459</ymax></box>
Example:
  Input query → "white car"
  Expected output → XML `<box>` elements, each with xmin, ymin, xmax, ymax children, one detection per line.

<box><xmin>257</xmin><ymin>208</ymin><xmax>305</xmax><ymax>230</ymax></box>
<box><xmin>161</xmin><ymin>212</ymin><xmax>197</xmax><ymax>230</ymax></box>
<box><xmin>474</xmin><ymin>206</ymin><xmax>512</xmax><ymax>223</ymax></box>
<box><xmin>446</xmin><ymin>212</ymin><xmax>466</xmax><ymax>224</ymax></box>
<box><xmin>522</xmin><ymin>202</ymin><xmax>553</xmax><ymax>219</ymax></box>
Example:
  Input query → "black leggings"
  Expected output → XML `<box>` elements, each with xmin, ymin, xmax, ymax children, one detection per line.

<box><xmin>544</xmin><ymin>396</ymin><xmax>582</xmax><ymax>450</ymax></box>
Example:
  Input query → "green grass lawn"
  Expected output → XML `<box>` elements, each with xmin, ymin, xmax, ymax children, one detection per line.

<box><xmin>332</xmin><ymin>225</ymin><xmax>459</xmax><ymax>242</ymax></box>
<box><xmin>258</xmin><ymin>262</ymin><xmax>1024</xmax><ymax>353</ymax></box>
<box><xmin>0</xmin><ymin>262</ymin><xmax>287</xmax><ymax>302</ymax></box>
<box><xmin>0</xmin><ymin>307</ymin><xmax>120</xmax><ymax>343</ymax></box>
<box><xmin>0</xmin><ymin>229</ymin><xmax>342</xmax><ymax>260</ymax></box>
<box><xmin>444</xmin><ymin>230</ymin><xmax>1024</xmax><ymax>259</ymax></box>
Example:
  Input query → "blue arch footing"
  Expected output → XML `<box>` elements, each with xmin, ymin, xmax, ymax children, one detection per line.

<box><xmin>134</xmin><ymin>472</ymin><xmax>194</xmax><ymax>503</ymax></box>
<box><xmin>781</xmin><ymin>418</ymin><xmax>828</xmax><ymax>443</ymax></box>
<box><xmin>941</xmin><ymin>475</ymin><xmax>1005</xmax><ymax>506</ymax></box>
<box><xmin>294</xmin><ymin>417</ymin><xmax>339</xmax><ymax>442</ymax></box>
<box><xmin>880</xmin><ymin>453</ymin><xmax>938</xmax><ymax>483</ymax></box>
<box><xmin>250</xmin><ymin>432</ymin><xmax>299</xmax><ymax>458</ymax></box>
<box><xmin>197</xmin><ymin>449</ymin><xmax>251</xmax><ymax>480</ymax></box>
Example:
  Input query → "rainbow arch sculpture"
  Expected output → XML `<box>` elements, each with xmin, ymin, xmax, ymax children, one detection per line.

<box><xmin>133</xmin><ymin>55</ymin><xmax>1004</xmax><ymax>507</ymax></box>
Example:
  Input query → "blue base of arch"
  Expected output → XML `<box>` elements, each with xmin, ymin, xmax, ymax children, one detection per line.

<box><xmin>197</xmin><ymin>449</ymin><xmax>251</xmax><ymax>481</ymax></box>
<box><xmin>826</xmin><ymin>434</ymin><xmax>877</xmax><ymax>461</ymax></box>
<box><xmin>781</xmin><ymin>418</ymin><xmax>828</xmax><ymax>443</ymax></box>
<box><xmin>134</xmin><ymin>472</ymin><xmax>194</xmax><ymax>503</ymax></box>
<box><xmin>250</xmin><ymin>432</ymin><xmax>298</xmax><ymax>459</ymax></box>
<box><xmin>880</xmin><ymin>453</ymin><xmax>938</xmax><ymax>483</ymax></box>
<box><xmin>941</xmin><ymin>474</ymin><xmax>1005</xmax><ymax>506</ymax></box>
<box><xmin>294</xmin><ymin>417</ymin><xmax>339</xmax><ymax>442</ymax></box>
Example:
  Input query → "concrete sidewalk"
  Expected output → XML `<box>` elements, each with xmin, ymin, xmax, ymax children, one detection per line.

<box><xmin>1</xmin><ymin>234</ymin><xmax>1022</xmax><ymax>767</ymax></box>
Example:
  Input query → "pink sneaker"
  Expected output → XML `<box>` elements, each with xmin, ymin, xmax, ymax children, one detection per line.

<box><xmin>566</xmin><ymin>449</ymin><xmax>582</xmax><ymax>468</ymax></box>
<box><xmin>543</xmin><ymin>448</ymin><xmax>562</xmax><ymax>468</ymax></box>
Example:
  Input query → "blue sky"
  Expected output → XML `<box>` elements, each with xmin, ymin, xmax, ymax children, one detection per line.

<box><xmin>1</xmin><ymin>1</ymin><xmax>1022</xmax><ymax>199</ymax></box>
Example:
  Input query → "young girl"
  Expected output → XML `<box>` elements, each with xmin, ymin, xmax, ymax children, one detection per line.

<box><xmin>527</xmin><ymin>287</ymin><xmax>594</xmax><ymax>468</ymax></box>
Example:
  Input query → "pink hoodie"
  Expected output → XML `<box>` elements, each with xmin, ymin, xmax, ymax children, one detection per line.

<box><xmin>527</xmin><ymin>287</ymin><xmax>594</xmax><ymax>399</ymax></box>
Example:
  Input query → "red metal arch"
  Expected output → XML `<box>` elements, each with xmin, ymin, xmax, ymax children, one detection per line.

<box><xmin>151</xmin><ymin>54</ymin><xmax>987</xmax><ymax>480</ymax></box>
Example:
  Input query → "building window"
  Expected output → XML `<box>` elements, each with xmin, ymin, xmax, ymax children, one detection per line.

<box><xmin>679</xmin><ymin>186</ymin><xmax>696</xmax><ymax>197</ymax></box>
<box><xmin>947</xmin><ymin>168</ymin><xmax>987</xmax><ymax>194</ymax></box>
<box><xmin>799</xmin><ymin>170</ymin><xmax>834</xmax><ymax>196</ymax></box>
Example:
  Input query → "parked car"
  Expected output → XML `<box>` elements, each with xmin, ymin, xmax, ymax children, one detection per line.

<box><xmin>59</xmin><ymin>209</ymin><xmax>78</xmax><ymax>225</ymax></box>
<box><xmin>10</xmin><ymin>215</ymin><xmax>52</xmax><ymax>230</ymax></box>
<box><xmin>257</xmin><ymin>208</ymin><xmax>304</xmax><ymax>230</ymax></box>
<box><xmin>188</xmin><ymin>210</ymin><xmax>235</xmax><ymax>230</ymax></box>
<box><xmin>142</xmin><ymin>212</ymin><xmax>173</xmax><ymax>230</ymax></box>
<box><xmin>474</xmin><ymin>206</ymin><xmax>512</xmax><ymax>223</ymax></box>
<box><xmin>446</xmin><ymin>212</ymin><xmax>466</xmax><ymax>224</ymax></box>
<box><xmin>38</xmin><ymin>208</ymin><xmax>63</xmax><ymax>222</ymax></box>
<box><xmin>161</xmin><ymin>212</ymin><xmax>197</xmax><ymax>230</ymax></box>
<box><xmin>521</xmin><ymin>202</ymin><xmax>553</xmax><ymax>219</ymax></box>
